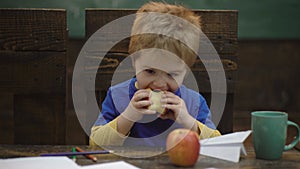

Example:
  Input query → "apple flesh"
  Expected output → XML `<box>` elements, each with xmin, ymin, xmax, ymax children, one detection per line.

<box><xmin>166</xmin><ymin>129</ymin><xmax>200</xmax><ymax>167</ymax></box>
<box><xmin>147</xmin><ymin>89</ymin><xmax>166</xmax><ymax>114</ymax></box>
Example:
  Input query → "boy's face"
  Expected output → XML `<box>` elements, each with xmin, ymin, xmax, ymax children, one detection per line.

<box><xmin>132</xmin><ymin>49</ymin><xmax>187</xmax><ymax>92</ymax></box>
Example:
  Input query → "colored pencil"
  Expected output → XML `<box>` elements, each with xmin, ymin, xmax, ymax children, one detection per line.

<box><xmin>40</xmin><ymin>150</ymin><xmax>111</xmax><ymax>157</ymax></box>
<box><xmin>75</xmin><ymin>146</ymin><xmax>97</xmax><ymax>162</ymax></box>
<box><xmin>71</xmin><ymin>147</ymin><xmax>76</xmax><ymax>162</ymax></box>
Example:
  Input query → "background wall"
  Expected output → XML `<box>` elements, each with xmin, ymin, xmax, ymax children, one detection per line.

<box><xmin>1</xmin><ymin>0</ymin><xmax>300</xmax><ymax>39</ymax></box>
<box><xmin>0</xmin><ymin>0</ymin><xmax>300</xmax><ymax>145</ymax></box>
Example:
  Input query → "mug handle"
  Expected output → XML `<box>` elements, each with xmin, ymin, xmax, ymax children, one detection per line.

<box><xmin>284</xmin><ymin>120</ymin><xmax>300</xmax><ymax>151</ymax></box>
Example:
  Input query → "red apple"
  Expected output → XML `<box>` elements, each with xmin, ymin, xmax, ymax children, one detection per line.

<box><xmin>166</xmin><ymin>129</ymin><xmax>200</xmax><ymax>167</ymax></box>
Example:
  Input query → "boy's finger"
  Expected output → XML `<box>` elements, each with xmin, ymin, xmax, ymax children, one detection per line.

<box><xmin>133</xmin><ymin>92</ymin><xmax>150</xmax><ymax>101</ymax></box>
<box><xmin>133</xmin><ymin>100</ymin><xmax>151</xmax><ymax>108</ymax></box>
<box><xmin>144</xmin><ymin>109</ymin><xmax>156</xmax><ymax>114</ymax></box>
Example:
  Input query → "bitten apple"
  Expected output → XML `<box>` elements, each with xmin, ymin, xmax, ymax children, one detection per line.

<box><xmin>166</xmin><ymin>129</ymin><xmax>200</xmax><ymax>167</ymax></box>
<box><xmin>147</xmin><ymin>89</ymin><xmax>166</xmax><ymax>114</ymax></box>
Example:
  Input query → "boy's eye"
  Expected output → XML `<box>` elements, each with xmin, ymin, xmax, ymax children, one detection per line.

<box><xmin>168</xmin><ymin>73</ymin><xmax>178</xmax><ymax>77</ymax></box>
<box><xmin>145</xmin><ymin>69</ymin><xmax>155</xmax><ymax>74</ymax></box>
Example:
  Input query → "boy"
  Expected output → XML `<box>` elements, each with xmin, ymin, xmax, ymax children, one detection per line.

<box><xmin>90</xmin><ymin>2</ymin><xmax>221</xmax><ymax>147</ymax></box>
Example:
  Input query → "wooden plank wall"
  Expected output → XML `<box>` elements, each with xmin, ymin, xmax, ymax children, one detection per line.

<box><xmin>1</xmin><ymin>9</ymin><xmax>298</xmax><ymax>147</ymax></box>
<box><xmin>234</xmin><ymin>40</ymin><xmax>300</xmax><ymax>147</ymax></box>
<box><xmin>65</xmin><ymin>39</ymin><xmax>89</xmax><ymax>144</ymax></box>
<box><xmin>0</xmin><ymin>9</ymin><xmax>67</xmax><ymax>144</ymax></box>
<box><xmin>0</xmin><ymin>8</ymin><xmax>238</xmax><ymax>144</ymax></box>
<box><xmin>83</xmin><ymin>9</ymin><xmax>238</xmax><ymax>134</ymax></box>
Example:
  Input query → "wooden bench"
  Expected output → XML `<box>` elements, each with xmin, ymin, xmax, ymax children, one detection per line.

<box><xmin>0</xmin><ymin>9</ymin><xmax>67</xmax><ymax>144</ymax></box>
<box><xmin>83</xmin><ymin>9</ymin><xmax>238</xmax><ymax>134</ymax></box>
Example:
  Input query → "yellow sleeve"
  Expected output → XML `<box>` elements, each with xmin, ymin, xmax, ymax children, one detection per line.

<box><xmin>89</xmin><ymin>117</ymin><xmax>128</xmax><ymax>147</ymax></box>
<box><xmin>196</xmin><ymin>121</ymin><xmax>221</xmax><ymax>139</ymax></box>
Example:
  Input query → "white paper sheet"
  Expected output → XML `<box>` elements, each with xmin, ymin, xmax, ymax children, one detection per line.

<box><xmin>81</xmin><ymin>161</ymin><xmax>140</xmax><ymax>169</ymax></box>
<box><xmin>200</xmin><ymin>130</ymin><xmax>252</xmax><ymax>163</ymax></box>
<box><xmin>0</xmin><ymin>157</ymin><xmax>140</xmax><ymax>169</ymax></box>
<box><xmin>0</xmin><ymin>157</ymin><xmax>80</xmax><ymax>169</ymax></box>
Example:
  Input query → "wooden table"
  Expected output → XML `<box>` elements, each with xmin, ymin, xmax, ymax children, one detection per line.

<box><xmin>0</xmin><ymin>145</ymin><xmax>299</xmax><ymax>169</ymax></box>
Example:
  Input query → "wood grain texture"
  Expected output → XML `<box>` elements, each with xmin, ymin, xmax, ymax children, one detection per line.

<box><xmin>0</xmin><ymin>93</ymin><xmax>14</xmax><ymax>144</ymax></box>
<box><xmin>14</xmin><ymin>94</ymin><xmax>66</xmax><ymax>144</ymax></box>
<box><xmin>65</xmin><ymin>40</ymin><xmax>88</xmax><ymax>145</ymax></box>
<box><xmin>0</xmin><ymin>145</ymin><xmax>299</xmax><ymax>169</ymax></box>
<box><xmin>0</xmin><ymin>9</ymin><xmax>67</xmax><ymax>51</ymax></box>
<box><xmin>0</xmin><ymin>51</ymin><xmax>65</xmax><ymax>93</ymax></box>
<box><xmin>0</xmin><ymin>9</ymin><xmax>67</xmax><ymax>144</ymax></box>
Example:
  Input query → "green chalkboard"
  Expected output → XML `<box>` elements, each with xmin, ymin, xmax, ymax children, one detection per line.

<box><xmin>1</xmin><ymin>0</ymin><xmax>300</xmax><ymax>39</ymax></box>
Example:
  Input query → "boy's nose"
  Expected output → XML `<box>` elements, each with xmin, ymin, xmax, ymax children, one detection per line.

<box><xmin>152</xmin><ymin>76</ymin><xmax>167</xmax><ymax>90</ymax></box>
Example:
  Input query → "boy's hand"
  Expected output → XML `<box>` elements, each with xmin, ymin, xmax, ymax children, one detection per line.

<box><xmin>121</xmin><ymin>89</ymin><xmax>156</xmax><ymax>122</ymax></box>
<box><xmin>159</xmin><ymin>91</ymin><xmax>197</xmax><ymax>129</ymax></box>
